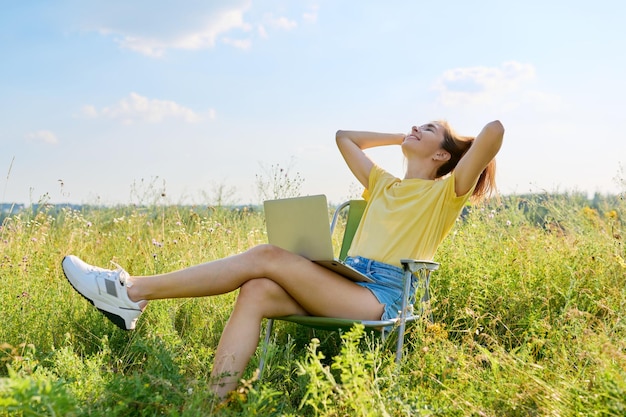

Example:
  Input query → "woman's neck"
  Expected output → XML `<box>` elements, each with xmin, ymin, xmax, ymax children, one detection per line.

<box><xmin>403</xmin><ymin>160</ymin><xmax>439</xmax><ymax>180</ymax></box>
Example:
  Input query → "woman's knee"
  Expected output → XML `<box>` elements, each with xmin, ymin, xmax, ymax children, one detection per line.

<box><xmin>236</xmin><ymin>278</ymin><xmax>305</xmax><ymax>318</ymax></box>
<box><xmin>244</xmin><ymin>244</ymin><xmax>291</xmax><ymax>274</ymax></box>
<box><xmin>247</xmin><ymin>243</ymin><xmax>285</xmax><ymax>259</ymax></box>
<box><xmin>237</xmin><ymin>278</ymin><xmax>283</xmax><ymax>304</ymax></box>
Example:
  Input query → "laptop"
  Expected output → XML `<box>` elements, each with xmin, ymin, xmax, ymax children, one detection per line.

<box><xmin>264</xmin><ymin>194</ymin><xmax>374</xmax><ymax>283</ymax></box>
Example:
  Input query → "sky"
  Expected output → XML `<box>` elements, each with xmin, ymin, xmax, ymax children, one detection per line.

<box><xmin>1</xmin><ymin>0</ymin><xmax>625</xmax><ymax>206</ymax></box>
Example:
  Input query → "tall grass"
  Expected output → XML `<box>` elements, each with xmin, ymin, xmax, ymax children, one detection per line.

<box><xmin>0</xmin><ymin>192</ymin><xmax>624</xmax><ymax>416</ymax></box>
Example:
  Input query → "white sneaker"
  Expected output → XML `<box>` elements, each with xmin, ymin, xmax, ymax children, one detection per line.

<box><xmin>62</xmin><ymin>255</ymin><xmax>143</xmax><ymax>330</ymax></box>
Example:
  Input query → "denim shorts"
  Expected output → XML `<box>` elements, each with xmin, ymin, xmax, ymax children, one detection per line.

<box><xmin>346</xmin><ymin>256</ymin><xmax>417</xmax><ymax>321</ymax></box>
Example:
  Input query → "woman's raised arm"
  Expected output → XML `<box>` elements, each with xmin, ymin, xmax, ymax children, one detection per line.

<box><xmin>336</xmin><ymin>130</ymin><xmax>405</xmax><ymax>188</ymax></box>
<box><xmin>454</xmin><ymin>120</ymin><xmax>504</xmax><ymax>197</ymax></box>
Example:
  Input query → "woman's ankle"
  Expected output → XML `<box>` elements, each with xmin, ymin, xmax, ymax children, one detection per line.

<box><xmin>126</xmin><ymin>278</ymin><xmax>142</xmax><ymax>303</ymax></box>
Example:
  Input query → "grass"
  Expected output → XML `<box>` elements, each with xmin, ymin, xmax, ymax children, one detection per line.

<box><xmin>0</xmin><ymin>192</ymin><xmax>625</xmax><ymax>416</ymax></box>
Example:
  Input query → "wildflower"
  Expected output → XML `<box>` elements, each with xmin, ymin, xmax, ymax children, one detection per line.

<box><xmin>86</xmin><ymin>221</ymin><xmax>92</xmax><ymax>228</ymax></box>
<box><xmin>506</xmin><ymin>220</ymin><xmax>512</xmax><ymax>226</ymax></box>
<box><xmin>426</xmin><ymin>322</ymin><xmax>449</xmax><ymax>340</ymax></box>
<box><xmin>152</xmin><ymin>238</ymin><xmax>163</xmax><ymax>247</ymax></box>
<box><xmin>582</xmin><ymin>206</ymin><xmax>598</xmax><ymax>219</ymax></box>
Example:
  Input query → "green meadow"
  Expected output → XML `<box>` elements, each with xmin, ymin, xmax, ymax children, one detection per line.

<box><xmin>1</xmin><ymin>189</ymin><xmax>625</xmax><ymax>416</ymax></box>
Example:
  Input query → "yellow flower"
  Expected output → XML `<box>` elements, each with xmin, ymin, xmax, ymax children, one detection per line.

<box><xmin>582</xmin><ymin>206</ymin><xmax>598</xmax><ymax>219</ymax></box>
<box><xmin>426</xmin><ymin>322</ymin><xmax>449</xmax><ymax>340</ymax></box>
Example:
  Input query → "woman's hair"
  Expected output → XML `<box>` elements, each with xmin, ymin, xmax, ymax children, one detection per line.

<box><xmin>436</xmin><ymin>120</ymin><xmax>497</xmax><ymax>202</ymax></box>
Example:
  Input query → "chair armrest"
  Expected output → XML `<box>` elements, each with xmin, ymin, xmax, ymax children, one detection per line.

<box><xmin>400</xmin><ymin>259</ymin><xmax>439</xmax><ymax>273</ymax></box>
<box><xmin>330</xmin><ymin>201</ymin><xmax>351</xmax><ymax>234</ymax></box>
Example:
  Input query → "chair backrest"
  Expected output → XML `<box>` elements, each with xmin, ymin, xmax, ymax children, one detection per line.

<box><xmin>337</xmin><ymin>200</ymin><xmax>367</xmax><ymax>261</ymax></box>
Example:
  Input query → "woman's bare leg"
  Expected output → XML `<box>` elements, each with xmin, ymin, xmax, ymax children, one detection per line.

<box><xmin>209</xmin><ymin>278</ymin><xmax>311</xmax><ymax>398</ymax></box>
<box><xmin>124</xmin><ymin>244</ymin><xmax>385</xmax><ymax>398</ymax></box>
<box><xmin>126</xmin><ymin>244</ymin><xmax>383</xmax><ymax>320</ymax></box>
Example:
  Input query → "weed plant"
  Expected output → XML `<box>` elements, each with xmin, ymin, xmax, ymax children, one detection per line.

<box><xmin>0</xmin><ymin>192</ymin><xmax>625</xmax><ymax>416</ymax></box>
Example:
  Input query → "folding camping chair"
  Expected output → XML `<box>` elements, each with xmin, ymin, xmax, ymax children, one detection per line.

<box><xmin>258</xmin><ymin>200</ymin><xmax>439</xmax><ymax>378</ymax></box>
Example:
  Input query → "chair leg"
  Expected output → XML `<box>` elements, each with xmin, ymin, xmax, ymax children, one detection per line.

<box><xmin>258</xmin><ymin>318</ymin><xmax>274</xmax><ymax>380</ymax></box>
<box><xmin>395</xmin><ymin>267</ymin><xmax>414</xmax><ymax>364</ymax></box>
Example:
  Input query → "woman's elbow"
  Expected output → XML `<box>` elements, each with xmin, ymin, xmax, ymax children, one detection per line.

<box><xmin>336</xmin><ymin>130</ymin><xmax>347</xmax><ymax>141</ymax></box>
<box><xmin>488</xmin><ymin>120</ymin><xmax>505</xmax><ymax>137</ymax></box>
<box><xmin>483</xmin><ymin>120</ymin><xmax>505</xmax><ymax>150</ymax></box>
<box><xmin>335</xmin><ymin>130</ymin><xmax>350</xmax><ymax>147</ymax></box>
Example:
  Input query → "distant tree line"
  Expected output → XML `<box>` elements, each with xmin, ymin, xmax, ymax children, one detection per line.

<box><xmin>1</xmin><ymin>191</ymin><xmax>623</xmax><ymax>227</ymax></box>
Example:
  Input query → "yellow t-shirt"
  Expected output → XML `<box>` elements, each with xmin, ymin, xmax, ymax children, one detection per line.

<box><xmin>347</xmin><ymin>164</ymin><xmax>473</xmax><ymax>267</ymax></box>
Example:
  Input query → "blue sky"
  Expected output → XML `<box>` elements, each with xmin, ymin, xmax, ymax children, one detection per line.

<box><xmin>1</xmin><ymin>0</ymin><xmax>625</xmax><ymax>205</ymax></box>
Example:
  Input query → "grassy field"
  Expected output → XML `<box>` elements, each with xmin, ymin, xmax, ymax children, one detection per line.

<box><xmin>0</xmin><ymin>192</ymin><xmax>625</xmax><ymax>416</ymax></box>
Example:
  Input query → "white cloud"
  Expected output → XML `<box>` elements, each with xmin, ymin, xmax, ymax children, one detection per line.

<box><xmin>432</xmin><ymin>61</ymin><xmax>562</xmax><ymax>112</ymax></box>
<box><xmin>263</xmin><ymin>14</ymin><xmax>297</xmax><ymax>30</ymax></box>
<box><xmin>222</xmin><ymin>37</ymin><xmax>253</xmax><ymax>50</ymax></box>
<box><xmin>25</xmin><ymin>130</ymin><xmax>58</xmax><ymax>145</ymax></box>
<box><xmin>303</xmin><ymin>5</ymin><xmax>319</xmax><ymax>23</ymax></box>
<box><xmin>78</xmin><ymin>1</ymin><xmax>317</xmax><ymax>56</ymax></box>
<box><xmin>80</xmin><ymin>2</ymin><xmax>253</xmax><ymax>57</ymax></box>
<box><xmin>83</xmin><ymin>93</ymin><xmax>212</xmax><ymax>124</ymax></box>
<box><xmin>106</xmin><ymin>8</ymin><xmax>251</xmax><ymax>57</ymax></box>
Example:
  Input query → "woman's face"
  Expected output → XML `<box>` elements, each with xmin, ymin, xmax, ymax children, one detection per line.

<box><xmin>401</xmin><ymin>122</ymin><xmax>445</xmax><ymax>158</ymax></box>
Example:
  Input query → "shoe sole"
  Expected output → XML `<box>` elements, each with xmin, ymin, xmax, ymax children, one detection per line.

<box><xmin>62</xmin><ymin>256</ymin><xmax>138</xmax><ymax>330</ymax></box>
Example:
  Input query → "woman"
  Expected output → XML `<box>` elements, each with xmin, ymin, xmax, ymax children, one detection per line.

<box><xmin>62</xmin><ymin>119</ymin><xmax>504</xmax><ymax>399</ymax></box>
